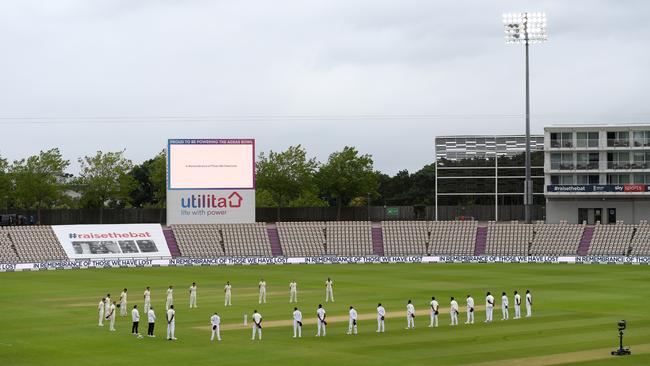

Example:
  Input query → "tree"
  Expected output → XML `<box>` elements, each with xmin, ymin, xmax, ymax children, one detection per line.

<box><xmin>76</xmin><ymin>150</ymin><xmax>134</xmax><ymax>222</ymax></box>
<box><xmin>0</xmin><ymin>155</ymin><xmax>12</xmax><ymax>212</ymax></box>
<box><xmin>11</xmin><ymin>148</ymin><xmax>70</xmax><ymax>221</ymax></box>
<box><xmin>129</xmin><ymin>150</ymin><xmax>166</xmax><ymax>208</ymax></box>
<box><xmin>316</xmin><ymin>146</ymin><xmax>379</xmax><ymax>219</ymax></box>
<box><xmin>256</xmin><ymin>145</ymin><xmax>319</xmax><ymax>220</ymax></box>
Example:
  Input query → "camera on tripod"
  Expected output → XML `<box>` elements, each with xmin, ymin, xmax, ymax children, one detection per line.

<box><xmin>611</xmin><ymin>320</ymin><xmax>631</xmax><ymax>356</ymax></box>
<box><xmin>617</xmin><ymin>320</ymin><xmax>626</xmax><ymax>332</ymax></box>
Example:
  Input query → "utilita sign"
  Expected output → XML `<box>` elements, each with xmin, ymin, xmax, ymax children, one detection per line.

<box><xmin>167</xmin><ymin>190</ymin><xmax>255</xmax><ymax>224</ymax></box>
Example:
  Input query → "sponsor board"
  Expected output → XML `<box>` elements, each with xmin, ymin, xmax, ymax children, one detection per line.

<box><xmin>547</xmin><ymin>184</ymin><xmax>650</xmax><ymax>193</ymax></box>
<box><xmin>166</xmin><ymin>189</ymin><xmax>255</xmax><ymax>224</ymax></box>
<box><xmin>51</xmin><ymin>224</ymin><xmax>171</xmax><ymax>260</ymax></box>
<box><xmin>2</xmin><ymin>256</ymin><xmax>649</xmax><ymax>272</ymax></box>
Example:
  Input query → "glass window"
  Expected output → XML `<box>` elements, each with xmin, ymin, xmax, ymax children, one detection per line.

<box><xmin>577</xmin><ymin>175</ymin><xmax>599</xmax><ymax>184</ymax></box>
<box><xmin>577</xmin><ymin>132</ymin><xmax>599</xmax><ymax>148</ymax></box>
<box><xmin>576</xmin><ymin>152</ymin><xmax>599</xmax><ymax>169</ymax></box>
<box><xmin>550</xmin><ymin>153</ymin><xmax>561</xmax><ymax>169</ymax></box>
<box><xmin>607</xmin><ymin>174</ymin><xmax>630</xmax><ymax>184</ymax></box>
<box><xmin>607</xmin><ymin>152</ymin><xmax>630</xmax><ymax>169</ymax></box>
<box><xmin>633</xmin><ymin>174</ymin><xmax>650</xmax><ymax>184</ymax></box>
<box><xmin>551</xmin><ymin>175</ymin><xmax>560</xmax><ymax>185</ymax></box>
<box><xmin>633</xmin><ymin>131</ymin><xmax>645</xmax><ymax>147</ymax></box>
<box><xmin>607</xmin><ymin>131</ymin><xmax>629</xmax><ymax>147</ymax></box>
<box><xmin>550</xmin><ymin>133</ymin><xmax>559</xmax><ymax>148</ymax></box>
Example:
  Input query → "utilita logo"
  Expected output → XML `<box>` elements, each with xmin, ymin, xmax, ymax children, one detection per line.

<box><xmin>181</xmin><ymin>191</ymin><xmax>243</xmax><ymax>209</ymax></box>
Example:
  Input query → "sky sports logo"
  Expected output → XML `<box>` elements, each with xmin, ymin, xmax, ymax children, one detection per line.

<box><xmin>68</xmin><ymin>232</ymin><xmax>153</xmax><ymax>239</ymax></box>
<box><xmin>180</xmin><ymin>191</ymin><xmax>243</xmax><ymax>209</ymax></box>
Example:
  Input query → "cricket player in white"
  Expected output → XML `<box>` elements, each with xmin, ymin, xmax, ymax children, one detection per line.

<box><xmin>316</xmin><ymin>304</ymin><xmax>326</xmax><ymax>337</ymax></box>
<box><xmin>147</xmin><ymin>306</ymin><xmax>156</xmax><ymax>337</ymax></box>
<box><xmin>258</xmin><ymin>279</ymin><xmax>267</xmax><ymax>304</ymax></box>
<box><xmin>376</xmin><ymin>303</ymin><xmax>386</xmax><ymax>333</ymax></box>
<box><xmin>485</xmin><ymin>292</ymin><xmax>495</xmax><ymax>323</ymax></box>
<box><xmin>189</xmin><ymin>282</ymin><xmax>197</xmax><ymax>309</ymax></box>
<box><xmin>224</xmin><ymin>281</ymin><xmax>232</xmax><ymax>306</ymax></box>
<box><xmin>132</xmin><ymin>305</ymin><xmax>140</xmax><ymax>335</ymax></box>
<box><xmin>104</xmin><ymin>294</ymin><xmax>111</xmax><ymax>318</ymax></box>
<box><xmin>406</xmin><ymin>300</ymin><xmax>415</xmax><ymax>329</ymax></box>
<box><xmin>347</xmin><ymin>306</ymin><xmax>358</xmax><ymax>335</ymax></box>
<box><xmin>465</xmin><ymin>295</ymin><xmax>475</xmax><ymax>324</ymax></box>
<box><xmin>525</xmin><ymin>290</ymin><xmax>532</xmax><ymax>317</ymax></box>
<box><xmin>166</xmin><ymin>305</ymin><xmax>177</xmax><ymax>340</ymax></box>
<box><xmin>429</xmin><ymin>296</ymin><xmax>439</xmax><ymax>327</ymax></box>
<box><xmin>450</xmin><ymin>297</ymin><xmax>459</xmax><ymax>326</ymax></box>
<box><xmin>325</xmin><ymin>278</ymin><xmax>334</xmax><ymax>302</ymax></box>
<box><xmin>501</xmin><ymin>292</ymin><xmax>509</xmax><ymax>320</ymax></box>
<box><xmin>514</xmin><ymin>291</ymin><xmax>522</xmax><ymax>319</ymax></box>
<box><xmin>144</xmin><ymin>287</ymin><xmax>151</xmax><ymax>314</ymax></box>
<box><xmin>251</xmin><ymin>310</ymin><xmax>262</xmax><ymax>340</ymax></box>
<box><xmin>210</xmin><ymin>313</ymin><xmax>221</xmax><ymax>341</ymax></box>
<box><xmin>166</xmin><ymin>286</ymin><xmax>174</xmax><ymax>310</ymax></box>
<box><xmin>289</xmin><ymin>280</ymin><xmax>298</xmax><ymax>303</ymax></box>
<box><xmin>292</xmin><ymin>307</ymin><xmax>302</xmax><ymax>338</ymax></box>
<box><xmin>107</xmin><ymin>301</ymin><xmax>116</xmax><ymax>331</ymax></box>
<box><xmin>120</xmin><ymin>289</ymin><xmax>128</xmax><ymax>317</ymax></box>
<box><xmin>98</xmin><ymin>297</ymin><xmax>105</xmax><ymax>326</ymax></box>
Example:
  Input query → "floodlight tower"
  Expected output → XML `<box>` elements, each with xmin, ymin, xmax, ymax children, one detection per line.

<box><xmin>502</xmin><ymin>12</ymin><xmax>548</xmax><ymax>224</ymax></box>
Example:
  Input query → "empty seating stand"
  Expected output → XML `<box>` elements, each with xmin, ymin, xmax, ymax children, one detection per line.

<box><xmin>171</xmin><ymin>224</ymin><xmax>224</xmax><ymax>257</ymax></box>
<box><xmin>171</xmin><ymin>224</ymin><xmax>272</xmax><ymax>258</ymax></box>
<box><xmin>529</xmin><ymin>223</ymin><xmax>584</xmax><ymax>256</ymax></box>
<box><xmin>277</xmin><ymin>222</ymin><xmax>326</xmax><ymax>257</ymax></box>
<box><xmin>325</xmin><ymin>221</ymin><xmax>373</xmax><ymax>256</ymax></box>
<box><xmin>588</xmin><ymin>223</ymin><xmax>634</xmax><ymax>256</ymax></box>
<box><xmin>0</xmin><ymin>231</ymin><xmax>19</xmax><ymax>263</ymax></box>
<box><xmin>381</xmin><ymin>221</ymin><xmax>429</xmax><ymax>255</ymax></box>
<box><xmin>631</xmin><ymin>220</ymin><xmax>650</xmax><ymax>255</ymax></box>
<box><xmin>485</xmin><ymin>221</ymin><xmax>533</xmax><ymax>256</ymax></box>
<box><xmin>428</xmin><ymin>221</ymin><xmax>477</xmax><ymax>255</ymax></box>
<box><xmin>0</xmin><ymin>226</ymin><xmax>68</xmax><ymax>262</ymax></box>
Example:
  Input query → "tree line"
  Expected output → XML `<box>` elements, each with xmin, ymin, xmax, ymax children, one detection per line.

<box><xmin>0</xmin><ymin>146</ymin><xmax>540</xmax><ymax>220</ymax></box>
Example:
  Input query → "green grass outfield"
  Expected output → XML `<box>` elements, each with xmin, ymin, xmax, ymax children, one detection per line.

<box><xmin>1</xmin><ymin>263</ymin><xmax>649</xmax><ymax>366</ymax></box>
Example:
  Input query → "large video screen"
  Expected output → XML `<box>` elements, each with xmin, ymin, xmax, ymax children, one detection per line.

<box><xmin>168</xmin><ymin>139</ymin><xmax>255</xmax><ymax>190</ymax></box>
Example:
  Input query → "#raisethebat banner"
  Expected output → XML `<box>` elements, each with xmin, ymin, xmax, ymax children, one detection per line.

<box><xmin>51</xmin><ymin>224</ymin><xmax>171</xmax><ymax>260</ymax></box>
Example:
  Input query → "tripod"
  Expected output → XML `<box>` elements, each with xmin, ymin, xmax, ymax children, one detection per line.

<box><xmin>611</xmin><ymin>329</ymin><xmax>631</xmax><ymax>356</ymax></box>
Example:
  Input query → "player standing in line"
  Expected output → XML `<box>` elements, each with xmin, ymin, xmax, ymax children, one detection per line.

<box><xmin>210</xmin><ymin>312</ymin><xmax>221</xmax><ymax>341</ymax></box>
<box><xmin>147</xmin><ymin>306</ymin><xmax>156</xmax><ymax>337</ymax></box>
<box><xmin>107</xmin><ymin>301</ymin><xmax>117</xmax><ymax>331</ymax></box>
<box><xmin>224</xmin><ymin>281</ymin><xmax>232</xmax><ymax>306</ymax></box>
<box><xmin>189</xmin><ymin>282</ymin><xmax>197</xmax><ymax>309</ymax></box>
<box><xmin>429</xmin><ymin>296</ymin><xmax>439</xmax><ymax>327</ymax></box>
<box><xmin>316</xmin><ymin>304</ymin><xmax>327</xmax><ymax>337</ymax></box>
<box><xmin>450</xmin><ymin>297</ymin><xmax>459</xmax><ymax>326</ymax></box>
<box><xmin>104</xmin><ymin>294</ymin><xmax>111</xmax><ymax>319</ymax></box>
<box><xmin>406</xmin><ymin>300</ymin><xmax>415</xmax><ymax>329</ymax></box>
<box><xmin>485</xmin><ymin>291</ymin><xmax>494</xmax><ymax>323</ymax></box>
<box><xmin>251</xmin><ymin>310</ymin><xmax>263</xmax><ymax>340</ymax></box>
<box><xmin>166</xmin><ymin>304</ymin><xmax>177</xmax><ymax>340</ymax></box>
<box><xmin>289</xmin><ymin>280</ymin><xmax>298</xmax><ymax>303</ymax></box>
<box><xmin>292</xmin><ymin>307</ymin><xmax>303</xmax><ymax>338</ymax></box>
<box><xmin>144</xmin><ymin>287</ymin><xmax>151</xmax><ymax>314</ymax></box>
<box><xmin>131</xmin><ymin>305</ymin><xmax>140</xmax><ymax>336</ymax></box>
<box><xmin>325</xmin><ymin>278</ymin><xmax>334</xmax><ymax>302</ymax></box>
<box><xmin>376</xmin><ymin>303</ymin><xmax>386</xmax><ymax>333</ymax></box>
<box><xmin>258</xmin><ymin>279</ymin><xmax>267</xmax><ymax>304</ymax></box>
<box><xmin>119</xmin><ymin>289</ymin><xmax>128</xmax><ymax>317</ymax></box>
<box><xmin>465</xmin><ymin>294</ymin><xmax>475</xmax><ymax>324</ymax></box>
<box><xmin>166</xmin><ymin>286</ymin><xmax>174</xmax><ymax>310</ymax></box>
<box><xmin>347</xmin><ymin>306</ymin><xmax>358</xmax><ymax>335</ymax></box>
<box><xmin>513</xmin><ymin>290</ymin><xmax>522</xmax><ymax>319</ymax></box>
<box><xmin>98</xmin><ymin>297</ymin><xmax>105</xmax><ymax>326</ymax></box>
<box><xmin>525</xmin><ymin>289</ymin><xmax>533</xmax><ymax>317</ymax></box>
<box><xmin>501</xmin><ymin>292</ymin><xmax>509</xmax><ymax>320</ymax></box>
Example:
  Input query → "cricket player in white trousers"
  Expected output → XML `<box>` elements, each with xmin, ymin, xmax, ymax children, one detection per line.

<box><xmin>465</xmin><ymin>295</ymin><xmax>475</xmax><ymax>324</ymax></box>
<box><xmin>107</xmin><ymin>301</ymin><xmax>116</xmax><ymax>331</ymax></box>
<box><xmin>485</xmin><ymin>292</ymin><xmax>495</xmax><ymax>323</ymax></box>
<box><xmin>131</xmin><ymin>305</ymin><xmax>140</xmax><ymax>335</ymax></box>
<box><xmin>316</xmin><ymin>304</ymin><xmax>327</xmax><ymax>336</ymax></box>
<box><xmin>376</xmin><ymin>303</ymin><xmax>386</xmax><ymax>333</ymax></box>
<box><xmin>120</xmin><ymin>289</ymin><xmax>128</xmax><ymax>317</ymax></box>
<box><xmin>144</xmin><ymin>287</ymin><xmax>151</xmax><ymax>314</ymax></box>
<box><xmin>525</xmin><ymin>290</ymin><xmax>532</xmax><ymax>317</ymax></box>
<box><xmin>292</xmin><ymin>307</ymin><xmax>302</xmax><ymax>338</ymax></box>
<box><xmin>347</xmin><ymin>306</ymin><xmax>358</xmax><ymax>335</ymax></box>
<box><xmin>166</xmin><ymin>305</ymin><xmax>177</xmax><ymax>340</ymax></box>
<box><xmin>450</xmin><ymin>297</ymin><xmax>459</xmax><ymax>326</ymax></box>
<box><xmin>325</xmin><ymin>278</ymin><xmax>334</xmax><ymax>302</ymax></box>
<box><xmin>98</xmin><ymin>297</ymin><xmax>105</xmax><ymax>326</ymax></box>
<box><xmin>258</xmin><ymin>279</ymin><xmax>267</xmax><ymax>304</ymax></box>
<box><xmin>147</xmin><ymin>307</ymin><xmax>156</xmax><ymax>337</ymax></box>
<box><xmin>501</xmin><ymin>292</ymin><xmax>509</xmax><ymax>320</ymax></box>
<box><xmin>224</xmin><ymin>281</ymin><xmax>232</xmax><ymax>306</ymax></box>
<box><xmin>210</xmin><ymin>313</ymin><xmax>221</xmax><ymax>341</ymax></box>
<box><xmin>514</xmin><ymin>291</ymin><xmax>522</xmax><ymax>319</ymax></box>
<box><xmin>166</xmin><ymin>286</ymin><xmax>174</xmax><ymax>310</ymax></box>
<box><xmin>189</xmin><ymin>282</ymin><xmax>197</xmax><ymax>308</ymax></box>
<box><xmin>289</xmin><ymin>280</ymin><xmax>298</xmax><ymax>303</ymax></box>
<box><xmin>429</xmin><ymin>296</ymin><xmax>439</xmax><ymax>327</ymax></box>
<box><xmin>406</xmin><ymin>300</ymin><xmax>415</xmax><ymax>329</ymax></box>
<box><xmin>251</xmin><ymin>310</ymin><xmax>262</xmax><ymax>340</ymax></box>
<box><xmin>104</xmin><ymin>294</ymin><xmax>111</xmax><ymax>318</ymax></box>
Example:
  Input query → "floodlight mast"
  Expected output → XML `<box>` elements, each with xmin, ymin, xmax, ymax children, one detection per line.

<box><xmin>503</xmin><ymin>12</ymin><xmax>548</xmax><ymax>224</ymax></box>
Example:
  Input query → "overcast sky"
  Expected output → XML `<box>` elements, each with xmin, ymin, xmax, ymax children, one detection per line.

<box><xmin>1</xmin><ymin>0</ymin><xmax>649</xmax><ymax>175</ymax></box>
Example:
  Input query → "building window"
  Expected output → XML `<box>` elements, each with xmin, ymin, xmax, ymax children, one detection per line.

<box><xmin>631</xmin><ymin>151</ymin><xmax>650</xmax><ymax>169</ymax></box>
<box><xmin>607</xmin><ymin>174</ymin><xmax>630</xmax><ymax>184</ymax></box>
<box><xmin>633</xmin><ymin>173</ymin><xmax>650</xmax><ymax>184</ymax></box>
<box><xmin>576</xmin><ymin>175</ymin><xmax>600</xmax><ymax>184</ymax></box>
<box><xmin>551</xmin><ymin>175</ymin><xmax>573</xmax><ymax>185</ymax></box>
<box><xmin>576</xmin><ymin>152</ymin><xmax>599</xmax><ymax>169</ymax></box>
<box><xmin>550</xmin><ymin>152</ymin><xmax>574</xmax><ymax>170</ymax></box>
<box><xmin>607</xmin><ymin>131</ymin><xmax>630</xmax><ymax>147</ymax></box>
<box><xmin>550</xmin><ymin>132</ymin><xmax>573</xmax><ymax>148</ymax></box>
<box><xmin>607</xmin><ymin>152</ymin><xmax>630</xmax><ymax>169</ymax></box>
<box><xmin>576</xmin><ymin>132</ymin><xmax>599</xmax><ymax>148</ymax></box>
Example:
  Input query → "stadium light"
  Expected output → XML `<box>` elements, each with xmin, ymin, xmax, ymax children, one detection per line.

<box><xmin>502</xmin><ymin>11</ymin><xmax>548</xmax><ymax>224</ymax></box>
